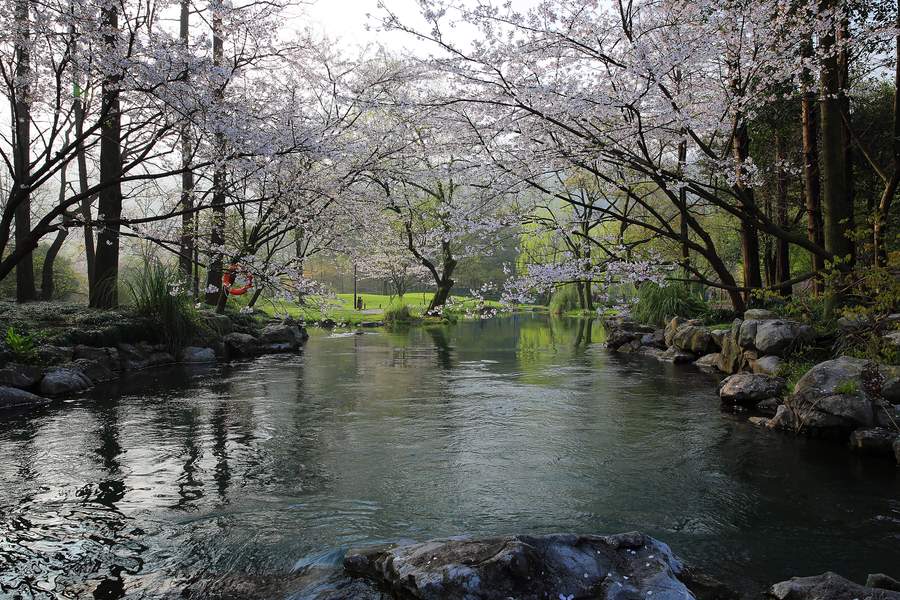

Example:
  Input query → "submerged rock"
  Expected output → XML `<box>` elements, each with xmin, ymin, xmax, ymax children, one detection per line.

<box><xmin>39</xmin><ymin>367</ymin><xmax>92</xmax><ymax>396</ymax></box>
<box><xmin>849</xmin><ymin>428</ymin><xmax>900</xmax><ymax>456</ymax></box>
<box><xmin>0</xmin><ymin>385</ymin><xmax>49</xmax><ymax>409</ymax></box>
<box><xmin>341</xmin><ymin>532</ymin><xmax>726</xmax><ymax>600</ymax></box>
<box><xmin>181</xmin><ymin>346</ymin><xmax>217</xmax><ymax>364</ymax></box>
<box><xmin>0</xmin><ymin>363</ymin><xmax>42</xmax><ymax>389</ymax></box>
<box><xmin>770</xmin><ymin>572</ymin><xmax>900</xmax><ymax>600</ymax></box>
<box><xmin>719</xmin><ymin>374</ymin><xmax>786</xmax><ymax>406</ymax></box>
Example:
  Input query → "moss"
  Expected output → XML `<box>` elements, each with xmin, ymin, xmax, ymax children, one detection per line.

<box><xmin>835</xmin><ymin>379</ymin><xmax>860</xmax><ymax>395</ymax></box>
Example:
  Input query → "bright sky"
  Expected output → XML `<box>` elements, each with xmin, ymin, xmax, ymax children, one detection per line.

<box><xmin>305</xmin><ymin>0</ymin><xmax>436</xmax><ymax>53</ymax></box>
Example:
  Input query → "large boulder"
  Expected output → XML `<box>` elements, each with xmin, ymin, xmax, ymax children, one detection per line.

<box><xmin>664</xmin><ymin>317</ymin><xmax>686</xmax><ymax>347</ymax></box>
<box><xmin>342</xmin><ymin>532</ymin><xmax>725</xmax><ymax>600</ymax></box>
<box><xmin>659</xmin><ymin>347</ymin><xmax>696</xmax><ymax>363</ymax></box>
<box><xmin>770</xmin><ymin>572</ymin><xmax>900</xmax><ymax>600</ymax></box>
<box><xmin>35</xmin><ymin>345</ymin><xmax>74</xmax><ymax>365</ymax></box>
<box><xmin>719</xmin><ymin>373</ymin><xmax>786</xmax><ymax>406</ymax></box>
<box><xmin>849</xmin><ymin>428</ymin><xmax>899</xmax><ymax>456</ymax></box>
<box><xmin>39</xmin><ymin>367</ymin><xmax>92</xmax><ymax>396</ymax></box>
<box><xmin>895</xmin><ymin>436</ymin><xmax>900</xmax><ymax>465</ymax></box>
<box><xmin>671</xmin><ymin>323</ymin><xmax>715</xmax><ymax>355</ymax></box>
<box><xmin>738</xmin><ymin>320</ymin><xmax>759</xmax><ymax>350</ymax></box>
<box><xmin>709</xmin><ymin>329</ymin><xmax>729</xmax><ymax>350</ymax></box>
<box><xmin>717</xmin><ymin>319</ymin><xmax>745</xmax><ymax>374</ymax></box>
<box><xmin>223</xmin><ymin>332</ymin><xmax>260</xmax><ymax>357</ymax></box>
<box><xmin>769</xmin><ymin>357</ymin><xmax>885</xmax><ymax>435</ymax></box>
<box><xmin>606</xmin><ymin>328</ymin><xmax>641</xmax><ymax>351</ymax></box>
<box><xmin>751</xmin><ymin>355</ymin><xmax>783</xmax><ymax>376</ymax></box>
<box><xmin>0</xmin><ymin>386</ymin><xmax>49</xmax><ymax>410</ymax></box>
<box><xmin>744</xmin><ymin>308</ymin><xmax>777</xmax><ymax>321</ymax></box>
<box><xmin>695</xmin><ymin>353</ymin><xmax>722</xmax><ymax>370</ymax></box>
<box><xmin>71</xmin><ymin>358</ymin><xmax>118</xmax><ymax>383</ymax></box>
<box><xmin>117</xmin><ymin>343</ymin><xmax>175</xmax><ymax>371</ymax></box>
<box><xmin>867</xmin><ymin>574</ymin><xmax>900</xmax><ymax>592</ymax></box>
<box><xmin>181</xmin><ymin>346</ymin><xmax>217</xmax><ymax>364</ymax></box>
<box><xmin>259</xmin><ymin>323</ymin><xmax>306</xmax><ymax>347</ymax></box>
<box><xmin>754</xmin><ymin>320</ymin><xmax>813</xmax><ymax>357</ymax></box>
<box><xmin>881</xmin><ymin>365</ymin><xmax>900</xmax><ymax>403</ymax></box>
<box><xmin>0</xmin><ymin>363</ymin><xmax>42</xmax><ymax>389</ymax></box>
<box><xmin>640</xmin><ymin>329</ymin><xmax>667</xmax><ymax>349</ymax></box>
<box><xmin>73</xmin><ymin>345</ymin><xmax>121</xmax><ymax>373</ymax></box>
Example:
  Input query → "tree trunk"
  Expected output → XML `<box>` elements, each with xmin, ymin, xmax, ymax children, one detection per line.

<box><xmin>819</xmin><ymin>2</ymin><xmax>854</xmax><ymax>313</ymax></box>
<box><xmin>13</xmin><ymin>0</ymin><xmax>35</xmax><ymax>303</ymax></box>
<box><xmin>677</xmin><ymin>138</ymin><xmax>691</xmax><ymax>268</ymax></box>
<box><xmin>801</xmin><ymin>36</ymin><xmax>824</xmax><ymax>291</ymax></box>
<box><xmin>426</xmin><ymin>243</ymin><xmax>457</xmax><ymax>312</ymax></box>
<box><xmin>875</xmin><ymin>3</ymin><xmax>900</xmax><ymax>267</ymax></box>
<box><xmin>72</xmin><ymin>5</ymin><xmax>95</xmax><ymax>287</ymax></box>
<box><xmin>837</xmin><ymin>16</ymin><xmax>856</xmax><ymax>267</ymax></box>
<box><xmin>178</xmin><ymin>0</ymin><xmax>194</xmax><ymax>280</ymax></box>
<box><xmin>774</xmin><ymin>134</ymin><xmax>792</xmax><ymax>296</ymax></box>
<box><xmin>733</xmin><ymin>119</ymin><xmax>763</xmax><ymax>301</ymax></box>
<box><xmin>90</xmin><ymin>3</ymin><xmax>122</xmax><ymax>309</ymax></box>
<box><xmin>41</xmin><ymin>158</ymin><xmax>70</xmax><ymax>301</ymax></box>
<box><xmin>205</xmin><ymin>7</ymin><xmax>226</xmax><ymax>310</ymax></box>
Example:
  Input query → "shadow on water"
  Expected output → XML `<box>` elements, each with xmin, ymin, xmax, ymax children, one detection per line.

<box><xmin>0</xmin><ymin>315</ymin><xmax>897</xmax><ymax>598</ymax></box>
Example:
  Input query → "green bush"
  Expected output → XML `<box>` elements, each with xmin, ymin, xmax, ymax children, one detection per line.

<box><xmin>5</xmin><ymin>327</ymin><xmax>36</xmax><ymax>363</ymax></box>
<box><xmin>631</xmin><ymin>282</ymin><xmax>708</xmax><ymax>326</ymax></box>
<box><xmin>0</xmin><ymin>244</ymin><xmax>83</xmax><ymax>300</ymax></box>
<box><xmin>384</xmin><ymin>303</ymin><xmax>416</xmax><ymax>324</ymax></box>
<box><xmin>126</xmin><ymin>262</ymin><xmax>199</xmax><ymax>352</ymax></box>
<box><xmin>549</xmin><ymin>283</ymin><xmax>583</xmax><ymax>314</ymax></box>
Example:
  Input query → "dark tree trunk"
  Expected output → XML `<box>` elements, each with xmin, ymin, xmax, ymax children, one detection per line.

<box><xmin>426</xmin><ymin>242</ymin><xmax>457</xmax><ymax>312</ymax></box>
<box><xmin>72</xmin><ymin>8</ymin><xmax>94</xmax><ymax>287</ymax></box>
<box><xmin>875</xmin><ymin>3</ymin><xmax>900</xmax><ymax>267</ymax></box>
<box><xmin>677</xmin><ymin>138</ymin><xmax>691</xmax><ymax>267</ymax></box>
<box><xmin>801</xmin><ymin>36</ymin><xmax>824</xmax><ymax>292</ymax></box>
<box><xmin>40</xmin><ymin>159</ymin><xmax>70</xmax><ymax>301</ymax></box>
<box><xmin>733</xmin><ymin>120</ymin><xmax>763</xmax><ymax>300</ymax></box>
<box><xmin>837</xmin><ymin>17</ymin><xmax>856</xmax><ymax>267</ymax></box>
<box><xmin>179</xmin><ymin>0</ymin><xmax>194</xmax><ymax>280</ymax></box>
<box><xmin>13</xmin><ymin>0</ymin><xmax>35</xmax><ymax>303</ymax></box>
<box><xmin>774</xmin><ymin>134</ymin><xmax>791</xmax><ymax>296</ymax></box>
<box><xmin>205</xmin><ymin>7</ymin><xmax>226</xmax><ymax>311</ymax></box>
<box><xmin>90</xmin><ymin>4</ymin><xmax>122</xmax><ymax>309</ymax></box>
<box><xmin>819</xmin><ymin>2</ymin><xmax>854</xmax><ymax>313</ymax></box>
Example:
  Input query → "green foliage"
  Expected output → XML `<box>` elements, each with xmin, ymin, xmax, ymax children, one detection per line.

<box><xmin>632</xmin><ymin>282</ymin><xmax>708</xmax><ymax>326</ymax></box>
<box><xmin>0</xmin><ymin>244</ymin><xmax>83</xmax><ymax>300</ymax></box>
<box><xmin>4</xmin><ymin>327</ymin><xmax>36</xmax><ymax>363</ymax></box>
<box><xmin>384</xmin><ymin>303</ymin><xmax>417</xmax><ymax>325</ymax></box>
<box><xmin>126</xmin><ymin>263</ymin><xmax>199</xmax><ymax>352</ymax></box>
<box><xmin>549</xmin><ymin>283</ymin><xmax>582</xmax><ymax>314</ymax></box>
<box><xmin>835</xmin><ymin>379</ymin><xmax>860</xmax><ymax>395</ymax></box>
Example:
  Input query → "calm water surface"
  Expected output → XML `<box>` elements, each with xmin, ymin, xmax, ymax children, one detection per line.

<box><xmin>0</xmin><ymin>316</ymin><xmax>898</xmax><ymax>599</ymax></box>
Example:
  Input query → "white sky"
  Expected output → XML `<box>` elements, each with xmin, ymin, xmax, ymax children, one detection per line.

<box><xmin>304</xmin><ymin>0</ymin><xmax>437</xmax><ymax>53</ymax></box>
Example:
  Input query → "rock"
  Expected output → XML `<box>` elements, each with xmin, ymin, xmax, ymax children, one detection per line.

<box><xmin>181</xmin><ymin>346</ymin><xmax>217</xmax><ymax>364</ymax></box>
<box><xmin>744</xmin><ymin>309</ymin><xmax>776</xmax><ymax>320</ymax></box>
<box><xmin>867</xmin><ymin>574</ymin><xmax>900</xmax><ymax>592</ymax></box>
<box><xmin>695</xmin><ymin>353</ymin><xmax>722</xmax><ymax>370</ymax></box>
<box><xmin>770</xmin><ymin>572</ymin><xmax>900</xmax><ymax>600</ymax></box>
<box><xmin>756</xmin><ymin>397</ymin><xmax>781</xmax><ymax>416</ymax></box>
<box><xmin>0</xmin><ymin>363</ymin><xmax>42</xmax><ymax>389</ymax></box>
<box><xmin>770</xmin><ymin>356</ymin><xmax>883</xmax><ymax>435</ymax></box>
<box><xmin>640</xmin><ymin>329</ymin><xmax>667</xmax><ymax>349</ymax></box>
<box><xmin>664</xmin><ymin>317</ymin><xmax>687</xmax><ymax>348</ymax></box>
<box><xmin>886</xmin><ymin>330</ymin><xmax>900</xmax><ymax>348</ymax></box>
<box><xmin>200</xmin><ymin>312</ymin><xmax>234</xmax><ymax>335</ymax></box>
<box><xmin>882</xmin><ymin>365</ymin><xmax>900</xmax><ymax>403</ymax></box>
<box><xmin>754</xmin><ymin>320</ymin><xmax>813</xmax><ymax>357</ymax></box>
<box><xmin>896</xmin><ymin>437</ymin><xmax>900</xmax><ymax>464</ymax></box>
<box><xmin>259</xmin><ymin>323</ymin><xmax>306</xmax><ymax>347</ymax></box>
<box><xmin>39</xmin><ymin>367</ymin><xmax>92</xmax><ymax>396</ymax></box>
<box><xmin>636</xmin><ymin>346</ymin><xmax>667</xmax><ymax>360</ymax></box>
<box><xmin>659</xmin><ymin>347</ymin><xmax>696</xmax><ymax>363</ymax></box>
<box><xmin>717</xmin><ymin>319</ymin><xmax>744</xmax><ymax>374</ymax></box>
<box><xmin>36</xmin><ymin>345</ymin><xmax>74</xmax><ymax>365</ymax></box>
<box><xmin>342</xmin><ymin>532</ymin><xmax>721</xmax><ymax>600</ymax></box>
<box><xmin>837</xmin><ymin>314</ymin><xmax>869</xmax><ymax>330</ymax></box>
<box><xmin>751</xmin><ymin>355</ymin><xmax>783</xmax><ymax>376</ymax></box>
<box><xmin>0</xmin><ymin>386</ymin><xmax>49</xmax><ymax>409</ymax></box>
<box><xmin>320</xmin><ymin>318</ymin><xmax>337</xmax><ymax>329</ymax></box>
<box><xmin>360</xmin><ymin>321</ymin><xmax>384</xmax><ymax>328</ymax></box>
<box><xmin>671</xmin><ymin>323</ymin><xmax>714</xmax><ymax>355</ymax></box>
<box><xmin>849</xmin><ymin>428</ymin><xmax>900</xmax><ymax>456</ymax></box>
<box><xmin>709</xmin><ymin>329</ymin><xmax>729</xmax><ymax>350</ymax></box>
<box><xmin>73</xmin><ymin>345</ymin><xmax>121</xmax><ymax>372</ymax></box>
<box><xmin>617</xmin><ymin>338</ymin><xmax>642</xmax><ymax>353</ymax></box>
<box><xmin>71</xmin><ymin>358</ymin><xmax>118</xmax><ymax>383</ymax></box>
<box><xmin>719</xmin><ymin>373</ymin><xmax>786</xmax><ymax>406</ymax></box>
<box><xmin>117</xmin><ymin>343</ymin><xmax>175</xmax><ymax>370</ymax></box>
<box><xmin>606</xmin><ymin>328</ymin><xmax>641</xmax><ymax>351</ymax></box>
<box><xmin>738</xmin><ymin>320</ymin><xmax>759</xmax><ymax>350</ymax></box>
<box><xmin>748</xmin><ymin>416</ymin><xmax>771</xmax><ymax>427</ymax></box>
<box><xmin>223</xmin><ymin>332</ymin><xmax>260</xmax><ymax>357</ymax></box>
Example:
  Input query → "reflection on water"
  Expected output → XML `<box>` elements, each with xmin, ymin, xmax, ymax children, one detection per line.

<box><xmin>0</xmin><ymin>315</ymin><xmax>898</xmax><ymax>599</ymax></box>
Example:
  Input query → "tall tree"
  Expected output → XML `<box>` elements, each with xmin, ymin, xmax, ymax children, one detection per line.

<box><xmin>12</xmin><ymin>0</ymin><xmax>35</xmax><ymax>302</ymax></box>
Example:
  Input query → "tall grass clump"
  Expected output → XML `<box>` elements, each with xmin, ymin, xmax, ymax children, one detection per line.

<box><xmin>632</xmin><ymin>282</ymin><xmax>708</xmax><ymax>326</ymax></box>
<box><xmin>384</xmin><ymin>302</ymin><xmax>416</xmax><ymax>325</ymax></box>
<box><xmin>126</xmin><ymin>263</ymin><xmax>199</xmax><ymax>352</ymax></box>
<box><xmin>549</xmin><ymin>283</ymin><xmax>582</xmax><ymax>314</ymax></box>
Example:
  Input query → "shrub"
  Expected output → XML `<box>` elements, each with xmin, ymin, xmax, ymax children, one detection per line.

<box><xmin>549</xmin><ymin>283</ymin><xmax>583</xmax><ymax>314</ymax></box>
<box><xmin>384</xmin><ymin>303</ymin><xmax>416</xmax><ymax>324</ymax></box>
<box><xmin>5</xmin><ymin>327</ymin><xmax>36</xmax><ymax>363</ymax></box>
<box><xmin>126</xmin><ymin>262</ymin><xmax>199</xmax><ymax>352</ymax></box>
<box><xmin>631</xmin><ymin>282</ymin><xmax>708</xmax><ymax>326</ymax></box>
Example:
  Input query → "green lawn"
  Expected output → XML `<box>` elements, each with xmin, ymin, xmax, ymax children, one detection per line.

<box><xmin>246</xmin><ymin>292</ymin><xmax>546</xmax><ymax>326</ymax></box>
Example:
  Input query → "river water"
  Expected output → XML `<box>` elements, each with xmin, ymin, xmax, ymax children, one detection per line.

<box><xmin>0</xmin><ymin>315</ymin><xmax>898</xmax><ymax>599</ymax></box>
